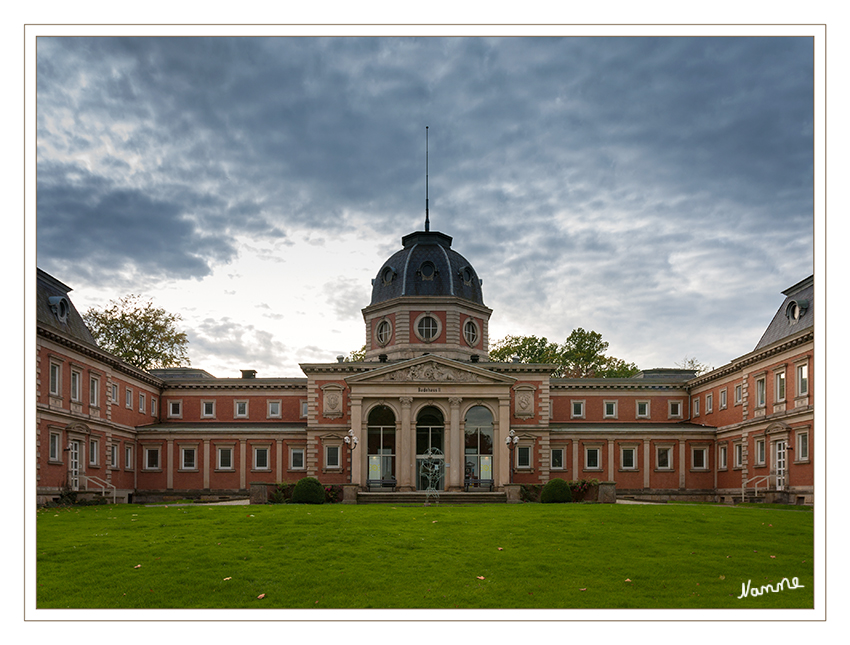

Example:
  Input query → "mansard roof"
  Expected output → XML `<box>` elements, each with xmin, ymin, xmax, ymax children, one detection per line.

<box><xmin>754</xmin><ymin>275</ymin><xmax>814</xmax><ymax>351</ymax></box>
<box><xmin>36</xmin><ymin>268</ymin><xmax>97</xmax><ymax>346</ymax></box>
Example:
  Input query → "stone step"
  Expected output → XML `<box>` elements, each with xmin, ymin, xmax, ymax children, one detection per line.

<box><xmin>357</xmin><ymin>491</ymin><xmax>507</xmax><ymax>505</ymax></box>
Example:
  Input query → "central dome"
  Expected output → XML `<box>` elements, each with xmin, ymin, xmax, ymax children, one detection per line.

<box><xmin>370</xmin><ymin>230</ymin><xmax>484</xmax><ymax>306</ymax></box>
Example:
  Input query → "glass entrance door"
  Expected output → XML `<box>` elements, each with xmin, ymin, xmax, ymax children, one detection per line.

<box><xmin>416</xmin><ymin>406</ymin><xmax>444</xmax><ymax>490</ymax></box>
<box><xmin>464</xmin><ymin>405</ymin><xmax>494</xmax><ymax>488</ymax></box>
<box><xmin>774</xmin><ymin>440</ymin><xmax>787</xmax><ymax>489</ymax></box>
<box><xmin>367</xmin><ymin>406</ymin><xmax>396</xmax><ymax>485</ymax></box>
<box><xmin>68</xmin><ymin>440</ymin><xmax>80</xmax><ymax>491</ymax></box>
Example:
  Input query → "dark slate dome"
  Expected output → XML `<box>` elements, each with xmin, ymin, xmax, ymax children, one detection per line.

<box><xmin>370</xmin><ymin>230</ymin><xmax>484</xmax><ymax>306</ymax></box>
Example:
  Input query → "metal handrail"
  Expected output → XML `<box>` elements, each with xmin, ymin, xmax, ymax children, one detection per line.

<box><xmin>741</xmin><ymin>474</ymin><xmax>773</xmax><ymax>502</ymax></box>
<box><xmin>81</xmin><ymin>475</ymin><xmax>117</xmax><ymax>504</ymax></box>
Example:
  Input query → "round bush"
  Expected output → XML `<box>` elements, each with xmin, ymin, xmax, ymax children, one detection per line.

<box><xmin>291</xmin><ymin>477</ymin><xmax>325</xmax><ymax>504</ymax></box>
<box><xmin>540</xmin><ymin>478</ymin><xmax>572</xmax><ymax>503</ymax></box>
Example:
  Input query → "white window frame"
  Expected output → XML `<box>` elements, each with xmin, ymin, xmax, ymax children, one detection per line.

<box><xmin>267</xmin><ymin>400</ymin><xmax>281</xmax><ymax>419</ymax></box>
<box><xmin>551</xmin><ymin>447</ymin><xmax>565</xmax><ymax>470</ymax></box>
<box><xmin>620</xmin><ymin>445</ymin><xmax>637</xmax><ymax>470</ymax></box>
<box><xmin>201</xmin><ymin>400</ymin><xmax>216</xmax><ymax>419</ymax></box>
<box><xmin>413</xmin><ymin>312</ymin><xmax>442</xmax><ymax>343</ymax></box>
<box><xmin>735</xmin><ymin>384</ymin><xmax>743</xmax><ymax>405</ymax></box>
<box><xmin>692</xmin><ymin>397</ymin><xmax>700</xmax><ymax>417</ymax></box>
<box><xmin>755</xmin><ymin>376</ymin><xmax>766</xmax><ymax>408</ymax></box>
<box><xmin>109</xmin><ymin>444</ymin><xmax>118</xmax><ymax>469</ymax></box>
<box><xmin>516</xmin><ymin>445</ymin><xmax>532</xmax><ymax>469</ymax></box>
<box><xmin>125</xmin><ymin>445</ymin><xmax>134</xmax><ymax>471</ymax></box>
<box><xmin>181</xmin><ymin>446</ymin><xmax>197</xmax><ymax>471</ymax></box>
<box><xmin>691</xmin><ymin>446</ymin><xmax>708</xmax><ymax>470</ymax></box>
<box><xmin>151</xmin><ymin>398</ymin><xmax>157</xmax><ymax>416</ymax></box>
<box><xmin>571</xmin><ymin>400</ymin><xmax>585</xmax><ymax>419</ymax></box>
<box><xmin>603</xmin><ymin>400</ymin><xmax>618</xmax><ymax>419</ymax></box>
<box><xmin>325</xmin><ymin>444</ymin><xmax>341</xmax><ymax>469</ymax></box>
<box><xmin>796</xmin><ymin>430</ymin><xmax>809</xmax><ymax>461</ymax></box>
<box><xmin>254</xmin><ymin>446</ymin><xmax>270</xmax><ymax>471</ymax></box>
<box><xmin>49</xmin><ymin>362</ymin><xmax>62</xmax><ymax>397</ymax></box>
<box><xmin>290</xmin><ymin>447</ymin><xmax>305</xmax><ymax>470</ymax></box>
<box><xmin>111</xmin><ymin>383</ymin><xmax>119</xmax><ymax>404</ymax></box>
<box><xmin>217</xmin><ymin>446</ymin><xmax>234</xmax><ymax>471</ymax></box>
<box><xmin>656</xmin><ymin>445</ymin><xmax>673</xmax><ymax>470</ymax></box>
<box><xmin>300</xmin><ymin>400</ymin><xmax>309</xmax><ymax>418</ymax></box>
<box><xmin>720</xmin><ymin>388</ymin><xmax>727</xmax><ymax>410</ymax></box>
<box><xmin>49</xmin><ymin>431</ymin><xmax>61</xmax><ymax>461</ymax></box>
<box><xmin>796</xmin><ymin>362</ymin><xmax>809</xmax><ymax>397</ymax></box>
<box><xmin>636</xmin><ymin>400</ymin><xmax>650</xmax><ymax>419</ymax></box>
<box><xmin>706</xmin><ymin>393</ymin><xmax>713</xmax><ymax>414</ymax></box>
<box><xmin>718</xmin><ymin>444</ymin><xmax>728</xmax><ymax>470</ymax></box>
<box><xmin>375</xmin><ymin>318</ymin><xmax>393</xmax><ymax>346</ymax></box>
<box><xmin>734</xmin><ymin>443</ymin><xmax>743</xmax><ymax>468</ymax></box>
<box><xmin>70</xmin><ymin>370</ymin><xmax>82</xmax><ymax>403</ymax></box>
<box><xmin>144</xmin><ymin>447</ymin><xmax>160</xmax><ymax>470</ymax></box>
<box><xmin>89</xmin><ymin>376</ymin><xmax>99</xmax><ymax>407</ymax></box>
<box><xmin>89</xmin><ymin>438</ymin><xmax>98</xmax><ymax>466</ymax></box>
<box><xmin>462</xmin><ymin>318</ymin><xmax>479</xmax><ymax>347</ymax></box>
<box><xmin>168</xmin><ymin>400</ymin><xmax>182</xmax><ymax>419</ymax></box>
<box><xmin>755</xmin><ymin>438</ymin><xmax>766</xmax><ymax>465</ymax></box>
<box><xmin>584</xmin><ymin>446</ymin><xmax>602</xmax><ymax>471</ymax></box>
<box><xmin>775</xmin><ymin>371</ymin><xmax>786</xmax><ymax>402</ymax></box>
<box><xmin>234</xmin><ymin>400</ymin><xmax>249</xmax><ymax>419</ymax></box>
<box><xmin>125</xmin><ymin>387</ymin><xmax>133</xmax><ymax>409</ymax></box>
<box><xmin>668</xmin><ymin>400</ymin><xmax>682</xmax><ymax>419</ymax></box>
<box><xmin>139</xmin><ymin>392</ymin><xmax>146</xmax><ymax>413</ymax></box>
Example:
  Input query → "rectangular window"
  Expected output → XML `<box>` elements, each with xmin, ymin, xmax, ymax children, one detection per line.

<box><xmin>89</xmin><ymin>439</ymin><xmax>98</xmax><ymax>466</ymax></box>
<box><xmin>585</xmin><ymin>447</ymin><xmax>600</xmax><ymax>470</ymax></box>
<box><xmin>797</xmin><ymin>431</ymin><xmax>809</xmax><ymax>461</ymax></box>
<box><xmin>267</xmin><ymin>400</ymin><xmax>281</xmax><ymax>418</ymax></box>
<box><xmin>326</xmin><ymin>445</ymin><xmax>340</xmax><ymax>469</ymax></box>
<box><xmin>551</xmin><ymin>448</ymin><xmax>564</xmax><ymax>470</ymax></box>
<box><xmin>776</xmin><ymin>372</ymin><xmax>786</xmax><ymax>402</ymax></box>
<box><xmin>621</xmin><ymin>447</ymin><xmax>636</xmax><ymax>470</ymax></box>
<box><xmin>145</xmin><ymin>447</ymin><xmax>160</xmax><ymax>470</ymax></box>
<box><xmin>636</xmin><ymin>401</ymin><xmax>650</xmax><ymax>419</ymax></box>
<box><xmin>657</xmin><ymin>447</ymin><xmax>672</xmax><ymax>470</ymax></box>
<box><xmin>126</xmin><ymin>388</ymin><xmax>133</xmax><ymax>409</ymax></box>
<box><xmin>720</xmin><ymin>388</ymin><xmax>727</xmax><ymax>409</ymax></box>
<box><xmin>735</xmin><ymin>384</ymin><xmax>743</xmax><ymax>405</ymax></box>
<box><xmin>571</xmin><ymin>400</ymin><xmax>585</xmax><ymax>419</ymax></box>
<box><xmin>109</xmin><ymin>444</ymin><xmax>118</xmax><ymax>469</ymax></box>
<box><xmin>49</xmin><ymin>432</ymin><xmax>61</xmax><ymax>461</ymax></box>
<box><xmin>139</xmin><ymin>392</ymin><xmax>146</xmax><ymax>413</ymax></box>
<box><xmin>692</xmin><ymin>447</ymin><xmax>707</xmax><ymax>469</ymax></box>
<box><xmin>719</xmin><ymin>445</ymin><xmax>728</xmax><ymax>470</ymax></box>
<box><xmin>70</xmin><ymin>370</ymin><xmax>81</xmax><ymax>402</ymax></box>
<box><xmin>235</xmin><ymin>400</ymin><xmax>249</xmax><ymax>418</ymax></box>
<box><xmin>181</xmin><ymin>447</ymin><xmax>196</xmax><ymax>470</ymax></box>
<box><xmin>300</xmin><ymin>400</ymin><xmax>309</xmax><ymax>418</ymax></box>
<box><xmin>111</xmin><ymin>383</ymin><xmax>119</xmax><ymax>403</ymax></box>
<box><xmin>168</xmin><ymin>400</ymin><xmax>182</xmax><ymax>418</ymax></box>
<box><xmin>668</xmin><ymin>401</ymin><xmax>682</xmax><ymax>418</ymax></box>
<box><xmin>151</xmin><ymin>398</ymin><xmax>157</xmax><ymax>416</ymax></box>
<box><xmin>90</xmin><ymin>376</ymin><xmax>99</xmax><ymax>406</ymax></box>
<box><xmin>603</xmin><ymin>401</ymin><xmax>617</xmax><ymax>419</ymax></box>
<box><xmin>706</xmin><ymin>393</ymin><xmax>713</xmax><ymax>413</ymax></box>
<box><xmin>734</xmin><ymin>443</ymin><xmax>743</xmax><ymax>468</ymax></box>
<box><xmin>125</xmin><ymin>445</ymin><xmax>134</xmax><ymax>470</ymax></box>
<box><xmin>49</xmin><ymin>363</ymin><xmax>61</xmax><ymax>396</ymax></box>
<box><xmin>218</xmin><ymin>447</ymin><xmax>233</xmax><ymax>470</ymax></box>
<box><xmin>517</xmin><ymin>446</ymin><xmax>531</xmax><ymax>469</ymax></box>
<box><xmin>755</xmin><ymin>438</ymin><xmax>766</xmax><ymax>465</ymax></box>
<box><xmin>797</xmin><ymin>364</ymin><xmax>809</xmax><ymax>396</ymax></box>
<box><xmin>254</xmin><ymin>447</ymin><xmax>269</xmax><ymax>470</ymax></box>
<box><xmin>692</xmin><ymin>397</ymin><xmax>699</xmax><ymax>417</ymax></box>
<box><xmin>756</xmin><ymin>377</ymin><xmax>766</xmax><ymax>407</ymax></box>
<box><xmin>201</xmin><ymin>401</ymin><xmax>215</xmax><ymax>418</ymax></box>
<box><xmin>291</xmin><ymin>447</ymin><xmax>305</xmax><ymax>470</ymax></box>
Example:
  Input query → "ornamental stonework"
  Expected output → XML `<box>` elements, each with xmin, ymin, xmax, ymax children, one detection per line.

<box><xmin>322</xmin><ymin>386</ymin><xmax>344</xmax><ymax>419</ymax></box>
<box><xmin>381</xmin><ymin>361</ymin><xmax>486</xmax><ymax>383</ymax></box>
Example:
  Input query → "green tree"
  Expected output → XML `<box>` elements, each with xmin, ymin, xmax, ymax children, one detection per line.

<box><xmin>83</xmin><ymin>295</ymin><xmax>190</xmax><ymax>371</ymax></box>
<box><xmin>345</xmin><ymin>345</ymin><xmax>367</xmax><ymax>362</ymax></box>
<box><xmin>675</xmin><ymin>356</ymin><xmax>712</xmax><ymax>376</ymax></box>
<box><xmin>489</xmin><ymin>328</ymin><xmax>639</xmax><ymax>378</ymax></box>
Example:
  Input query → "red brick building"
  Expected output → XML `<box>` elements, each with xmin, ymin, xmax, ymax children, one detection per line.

<box><xmin>35</xmin><ymin>229</ymin><xmax>814</xmax><ymax>505</ymax></box>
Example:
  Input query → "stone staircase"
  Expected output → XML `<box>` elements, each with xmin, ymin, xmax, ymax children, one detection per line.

<box><xmin>357</xmin><ymin>491</ymin><xmax>507</xmax><ymax>505</ymax></box>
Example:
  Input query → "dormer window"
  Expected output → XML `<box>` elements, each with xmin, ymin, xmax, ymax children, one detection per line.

<box><xmin>786</xmin><ymin>299</ymin><xmax>809</xmax><ymax>323</ymax></box>
<box><xmin>48</xmin><ymin>296</ymin><xmax>70</xmax><ymax>323</ymax></box>
<box><xmin>419</xmin><ymin>261</ymin><xmax>436</xmax><ymax>280</ymax></box>
<box><xmin>381</xmin><ymin>266</ymin><xmax>396</xmax><ymax>285</ymax></box>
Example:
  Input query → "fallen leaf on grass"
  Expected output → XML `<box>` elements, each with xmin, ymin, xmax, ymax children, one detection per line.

<box><xmin>770</xmin><ymin>555</ymin><xmax>776</xmax><ymax>559</ymax></box>
<box><xmin>432</xmin><ymin>520</ymin><xmax>437</xmax><ymax>523</ymax></box>
<box><xmin>477</xmin><ymin>576</ymin><xmax>485</xmax><ymax>580</ymax></box>
<box><xmin>579</xmin><ymin>588</ymin><xmax>587</xmax><ymax>591</ymax></box>
<box><xmin>719</xmin><ymin>575</ymin><xmax>725</xmax><ymax>580</ymax></box>
<box><xmin>133</xmin><ymin>564</ymin><xmax>142</xmax><ymax>569</ymax></box>
<box><xmin>257</xmin><ymin>594</ymin><xmax>265</xmax><ymax>599</ymax></box>
<box><xmin>497</xmin><ymin>547</ymin><xmax>504</xmax><ymax>551</ymax></box>
<box><xmin>625</xmin><ymin>579</ymin><xmax>632</xmax><ymax>582</ymax></box>
<box><xmin>223</xmin><ymin>577</ymin><xmax>231</xmax><ymax>581</ymax></box>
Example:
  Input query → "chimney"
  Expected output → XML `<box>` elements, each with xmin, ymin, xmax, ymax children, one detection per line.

<box><xmin>337</xmin><ymin>355</ymin><xmax>345</xmax><ymax>363</ymax></box>
<box><xmin>379</xmin><ymin>354</ymin><xmax>388</xmax><ymax>363</ymax></box>
<box><xmin>241</xmin><ymin>370</ymin><xmax>257</xmax><ymax>379</ymax></box>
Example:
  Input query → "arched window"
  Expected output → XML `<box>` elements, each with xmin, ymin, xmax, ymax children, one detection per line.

<box><xmin>416</xmin><ymin>406</ymin><xmax>444</xmax><ymax>490</ymax></box>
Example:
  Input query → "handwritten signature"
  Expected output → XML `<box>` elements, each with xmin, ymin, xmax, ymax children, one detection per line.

<box><xmin>738</xmin><ymin>577</ymin><xmax>805</xmax><ymax>599</ymax></box>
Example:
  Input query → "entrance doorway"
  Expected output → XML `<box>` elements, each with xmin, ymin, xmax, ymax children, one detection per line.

<box><xmin>68</xmin><ymin>440</ymin><xmax>80</xmax><ymax>491</ymax></box>
<box><xmin>464</xmin><ymin>405</ymin><xmax>494</xmax><ymax>488</ymax></box>
<box><xmin>367</xmin><ymin>405</ymin><xmax>396</xmax><ymax>486</ymax></box>
<box><xmin>416</xmin><ymin>406</ymin><xmax>444</xmax><ymax>490</ymax></box>
<box><xmin>774</xmin><ymin>440</ymin><xmax>787</xmax><ymax>489</ymax></box>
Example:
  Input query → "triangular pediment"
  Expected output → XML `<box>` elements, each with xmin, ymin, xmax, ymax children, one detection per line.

<box><xmin>346</xmin><ymin>355</ymin><xmax>516</xmax><ymax>385</ymax></box>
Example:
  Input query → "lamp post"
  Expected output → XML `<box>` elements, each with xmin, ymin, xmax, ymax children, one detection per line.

<box><xmin>343</xmin><ymin>429</ymin><xmax>359</xmax><ymax>484</ymax></box>
<box><xmin>505</xmin><ymin>429</ymin><xmax>518</xmax><ymax>484</ymax></box>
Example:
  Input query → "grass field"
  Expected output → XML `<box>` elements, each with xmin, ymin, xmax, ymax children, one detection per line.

<box><xmin>36</xmin><ymin>502</ymin><xmax>814</xmax><ymax>609</ymax></box>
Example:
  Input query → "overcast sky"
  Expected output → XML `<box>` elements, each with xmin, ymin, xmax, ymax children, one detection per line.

<box><xmin>36</xmin><ymin>36</ymin><xmax>814</xmax><ymax>378</ymax></box>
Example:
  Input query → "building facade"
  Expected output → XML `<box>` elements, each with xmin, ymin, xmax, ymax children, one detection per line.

<box><xmin>35</xmin><ymin>229</ymin><xmax>814</xmax><ymax>505</ymax></box>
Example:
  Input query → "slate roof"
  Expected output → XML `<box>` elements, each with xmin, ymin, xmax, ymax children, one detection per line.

<box><xmin>753</xmin><ymin>275</ymin><xmax>814</xmax><ymax>351</ymax></box>
<box><xmin>369</xmin><ymin>230</ymin><xmax>485</xmax><ymax>306</ymax></box>
<box><xmin>36</xmin><ymin>268</ymin><xmax>97</xmax><ymax>346</ymax></box>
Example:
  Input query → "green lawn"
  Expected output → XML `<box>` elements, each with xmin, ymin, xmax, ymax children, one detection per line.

<box><xmin>36</xmin><ymin>502</ymin><xmax>814</xmax><ymax>609</ymax></box>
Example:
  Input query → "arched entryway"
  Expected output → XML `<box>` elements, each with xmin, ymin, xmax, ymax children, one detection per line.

<box><xmin>464</xmin><ymin>405</ymin><xmax>494</xmax><ymax>488</ymax></box>
<box><xmin>367</xmin><ymin>405</ymin><xmax>396</xmax><ymax>487</ymax></box>
<box><xmin>416</xmin><ymin>406</ymin><xmax>445</xmax><ymax>490</ymax></box>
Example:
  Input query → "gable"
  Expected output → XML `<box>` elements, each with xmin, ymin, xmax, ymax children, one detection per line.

<box><xmin>345</xmin><ymin>355</ymin><xmax>515</xmax><ymax>385</ymax></box>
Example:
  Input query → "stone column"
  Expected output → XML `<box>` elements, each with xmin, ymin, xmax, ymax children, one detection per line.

<box><xmin>166</xmin><ymin>439</ymin><xmax>173</xmax><ymax>490</ymax></box>
<box><xmin>448</xmin><ymin>397</ymin><xmax>463</xmax><ymax>490</ymax></box>
<box><xmin>203</xmin><ymin>439</ymin><xmax>210</xmax><ymax>489</ymax></box>
<box><xmin>643</xmin><ymin>439</ymin><xmax>650</xmax><ymax>490</ymax></box>
<box><xmin>275</xmin><ymin>439</ymin><xmax>283</xmax><ymax>483</ymax></box>
<box><xmin>399</xmin><ymin>397</ymin><xmax>413</xmax><ymax>491</ymax></box>
<box><xmin>498</xmin><ymin>397</ymin><xmax>511</xmax><ymax>487</ymax></box>
<box><xmin>350</xmin><ymin>396</ymin><xmax>363</xmax><ymax>487</ymax></box>
<box><xmin>608</xmin><ymin>439</ymin><xmax>615</xmax><ymax>481</ymax></box>
<box><xmin>240</xmin><ymin>439</ymin><xmax>248</xmax><ymax>491</ymax></box>
<box><xmin>572</xmin><ymin>439</ymin><xmax>579</xmax><ymax>477</ymax></box>
<box><xmin>679</xmin><ymin>439</ymin><xmax>686</xmax><ymax>490</ymax></box>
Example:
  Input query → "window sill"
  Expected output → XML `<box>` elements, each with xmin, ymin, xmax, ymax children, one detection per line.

<box><xmin>618</xmin><ymin>468</ymin><xmax>638</xmax><ymax>472</ymax></box>
<box><xmin>214</xmin><ymin>468</ymin><xmax>235</xmax><ymax>473</ymax></box>
<box><xmin>287</xmin><ymin>469</ymin><xmax>307</xmax><ymax>474</ymax></box>
<box><xmin>753</xmin><ymin>463</ymin><xmax>767</xmax><ymax>469</ymax></box>
<box><xmin>583</xmin><ymin>468</ymin><xmax>603</xmax><ymax>473</ymax></box>
<box><xmin>178</xmin><ymin>468</ymin><xmax>199</xmax><ymax>473</ymax></box>
<box><xmin>654</xmin><ymin>468</ymin><xmax>674</xmax><ymax>473</ymax></box>
<box><xmin>322</xmin><ymin>468</ymin><xmax>343</xmax><ymax>473</ymax></box>
<box><xmin>48</xmin><ymin>459</ymin><xmax>64</xmax><ymax>465</ymax></box>
<box><xmin>689</xmin><ymin>468</ymin><xmax>710</xmax><ymax>473</ymax></box>
<box><xmin>251</xmin><ymin>468</ymin><xmax>272</xmax><ymax>473</ymax></box>
<box><xmin>143</xmin><ymin>468</ymin><xmax>162</xmax><ymax>473</ymax></box>
<box><xmin>793</xmin><ymin>458</ymin><xmax>810</xmax><ymax>465</ymax></box>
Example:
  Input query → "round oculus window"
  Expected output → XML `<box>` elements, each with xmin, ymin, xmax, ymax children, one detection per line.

<box><xmin>417</xmin><ymin>315</ymin><xmax>439</xmax><ymax>341</ymax></box>
<box><xmin>376</xmin><ymin>320</ymin><xmax>392</xmax><ymax>346</ymax></box>
<box><xmin>420</xmin><ymin>261</ymin><xmax>436</xmax><ymax>279</ymax></box>
<box><xmin>463</xmin><ymin>319</ymin><xmax>478</xmax><ymax>346</ymax></box>
<box><xmin>381</xmin><ymin>266</ymin><xmax>396</xmax><ymax>285</ymax></box>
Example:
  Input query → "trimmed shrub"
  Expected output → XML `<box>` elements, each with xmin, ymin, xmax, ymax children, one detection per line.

<box><xmin>540</xmin><ymin>478</ymin><xmax>572</xmax><ymax>504</ymax></box>
<box><xmin>291</xmin><ymin>477</ymin><xmax>325</xmax><ymax>504</ymax></box>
